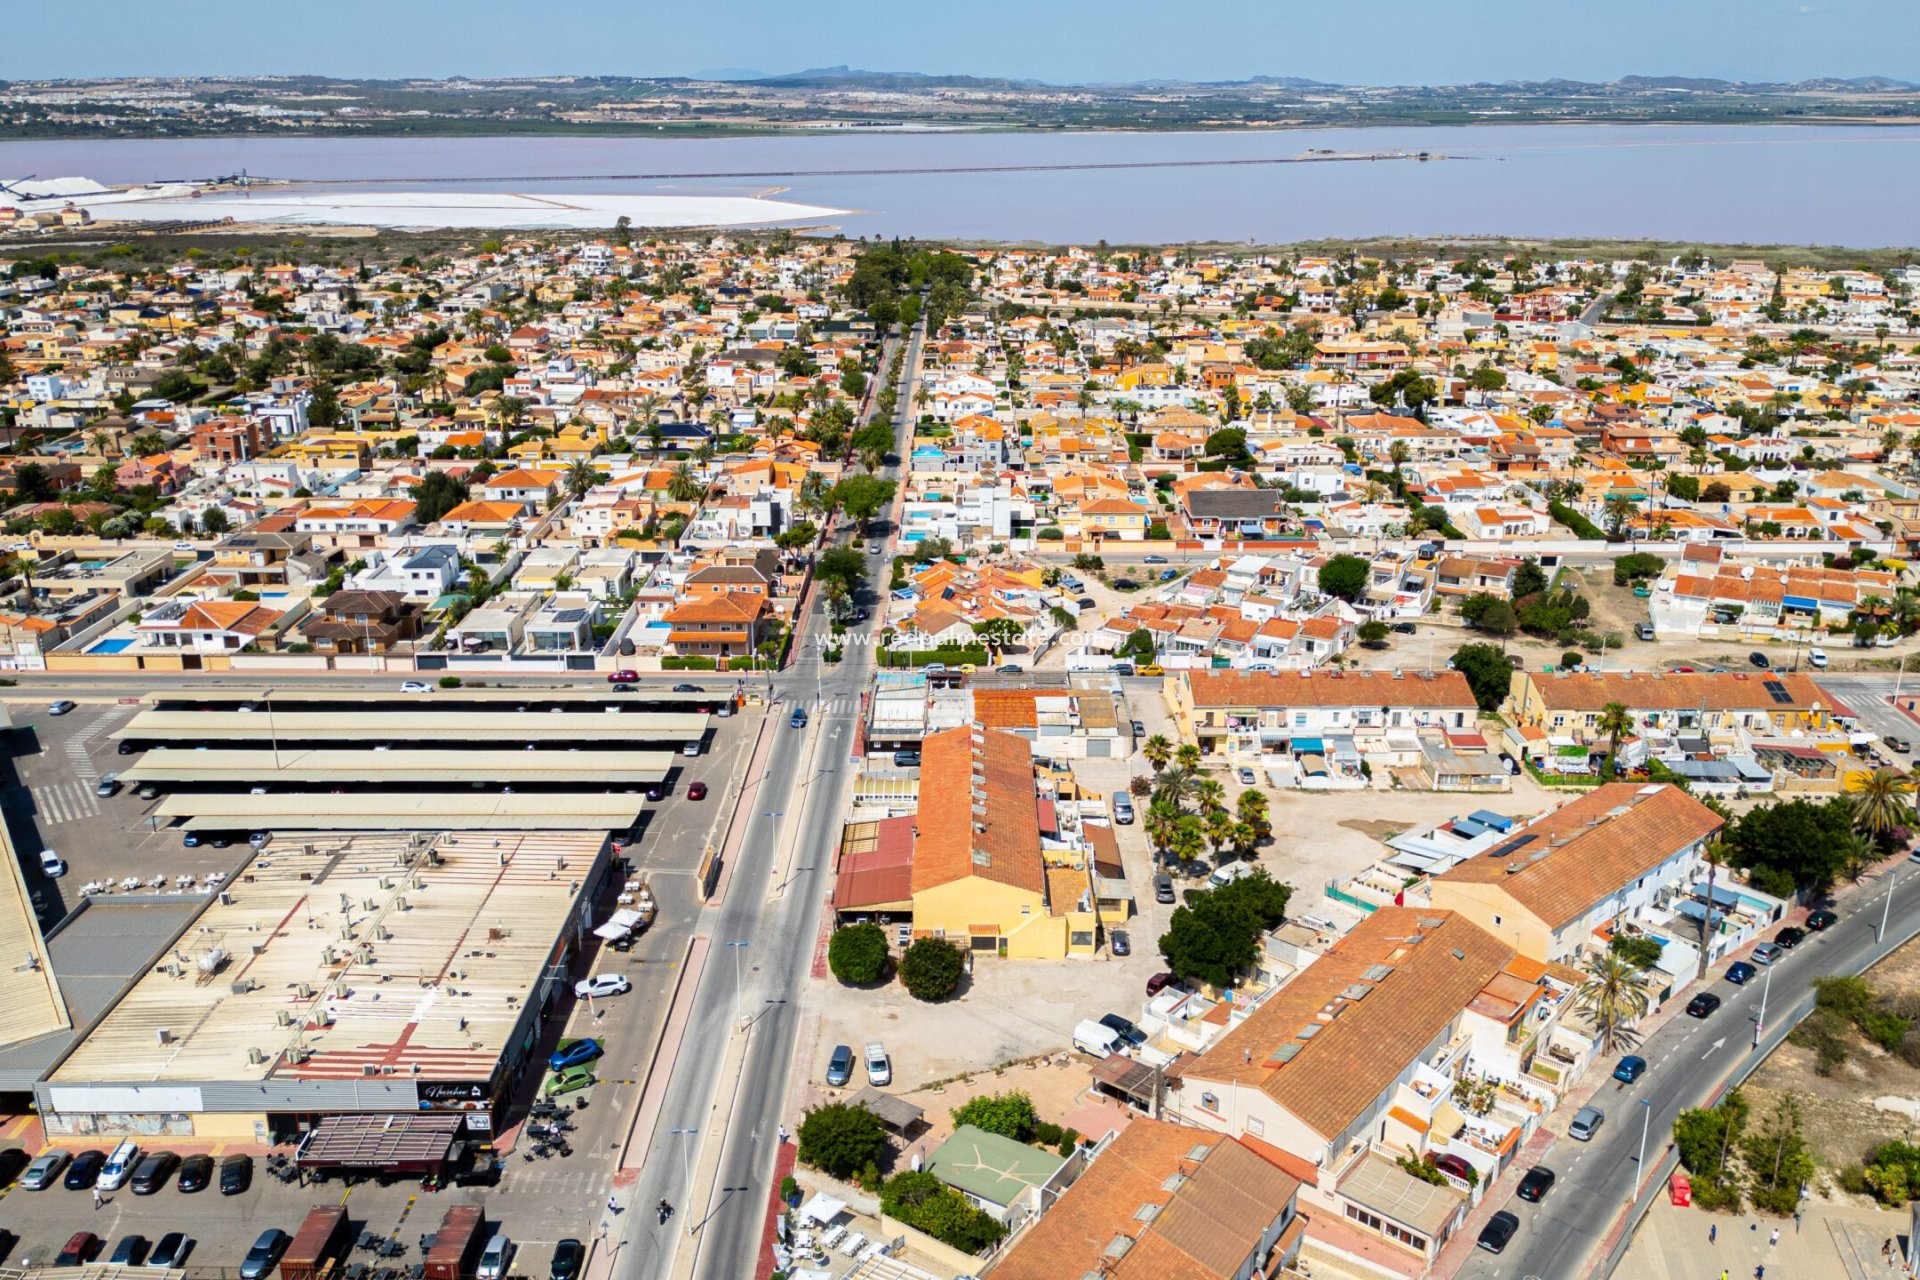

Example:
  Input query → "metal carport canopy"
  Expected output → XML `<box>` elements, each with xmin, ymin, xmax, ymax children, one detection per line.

<box><xmin>121</xmin><ymin>747</ymin><xmax>676</xmax><ymax>784</ymax></box>
<box><xmin>142</xmin><ymin>687</ymin><xmax>716</xmax><ymax>707</ymax></box>
<box><xmin>115</xmin><ymin>709</ymin><xmax>709</xmax><ymax>743</ymax></box>
<box><xmin>159</xmin><ymin>792</ymin><xmax>644</xmax><ymax>832</ymax></box>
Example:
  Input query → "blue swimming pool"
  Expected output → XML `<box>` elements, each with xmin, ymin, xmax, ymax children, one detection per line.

<box><xmin>86</xmin><ymin>637</ymin><xmax>134</xmax><ymax>654</ymax></box>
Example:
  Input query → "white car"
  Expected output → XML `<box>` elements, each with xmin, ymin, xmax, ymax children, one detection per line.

<box><xmin>173</xmin><ymin>541</ymin><xmax>196</xmax><ymax>553</ymax></box>
<box><xmin>400</xmin><ymin>680</ymin><xmax>432</xmax><ymax>694</ymax></box>
<box><xmin>38</xmin><ymin>848</ymin><xmax>66</xmax><ymax>879</ymax></box>
<box><xmin>1808</xmin><ymin>647</ymin><xmax>1829</xmax><ymax>669</ymax></box>
<box><xmin>574</xmin><ymin>974</ymin><xmax>632</xmax><ymax>1000</ymax></box>
<box><xmin>865</xmin><ymin>1042</ymin><xmax>892</xmax><ymax>1087</ymax></box>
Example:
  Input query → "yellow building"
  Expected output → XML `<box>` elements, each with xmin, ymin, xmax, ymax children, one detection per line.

<box><xmin>1505</xmin><ymin>670</ymin><xmax>1841</xmax><ymax>745</ymax></box>
<box><xmin>909</xmin><ymin>724</ymin><xmax>1098</xmax><ymax>960</ymax></box>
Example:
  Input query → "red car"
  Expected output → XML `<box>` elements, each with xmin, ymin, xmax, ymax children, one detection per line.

<box><xmin>608</xmin><ymin>670</ymin><xmax>638</xmax><ymax>684</ymax></box>
<box><xmin>687</xmin><ymin>782</ymin><xmax>708</xmax><ymax>800</ymax></box>
<box><xmin>56</xmin><ymin>1232</ymin><xmax>100</xmax><ymax>1267</ymax></box>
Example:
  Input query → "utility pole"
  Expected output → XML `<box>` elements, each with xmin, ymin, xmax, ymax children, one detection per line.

<box><xmin>1631</xmin><ymin>1098</ymin><xmax>1653</xmax><ymax>1204</ymax></box>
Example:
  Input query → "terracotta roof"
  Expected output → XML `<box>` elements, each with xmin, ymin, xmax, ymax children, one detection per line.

<box><xmin>1430</xmin><ymin>783</ymin><xmax>1722</xmax><ymax>930</ymax></box>
<box><xmin>988</xmin><ymin>1118</ymin><xmax>1299</xmax><ymax>1280</ymax></box>
<box><xmin>911</xmin><ymin>724</ymin><xmax>1044</xmax><ymax>899</ymax></box>
<box><xmin>973</xmin><ymin>688</ymin><xmax>1044</xmax><ymax>730</ymax></box>
<box><xmin>1194</xmin><ymin>908</ymin><xmax>1514</xmax><ymax>1142</ymax></box>
<box><xmin>1523</xmin><ymin>670</ymin><xmax>1835</xmax><ymax>714</ymax></box>
<box><xmin>665</xmin><ymin>593</ymin><xmax>765</xmax><ymax>624</ymax></box>
<box><xmin>1185</xmin><ymin>669</ymin><xmax>1475</xmax><ymax>710</ymax></box>
<box><xmin>438</xmin><ymin>500</ymin><xmax>524</xmax><ymax>524</ymax></box>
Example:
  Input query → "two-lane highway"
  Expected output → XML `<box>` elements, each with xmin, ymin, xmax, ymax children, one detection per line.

<box><xmin>1457</xmin><ymin>869</ymin><xmax>1920</xmax><ymax>1280</ymax></box>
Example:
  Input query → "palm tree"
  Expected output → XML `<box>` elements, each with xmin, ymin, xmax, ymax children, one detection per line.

<box><xmin>1193</xmin><ymin>777</ymin><xmax>1226</xmax><ymax>816</ymax></box>
<box><xmin>1174</xmin><ymin>743</ymin><xmax>1202</xmax><ymax>772</ymax></box>
<box><xmin>1205</xmin><ymin>809</ymin><xmax>1236</xmax><ymax>864</ymax></box>
<box><xmin>1151</xmin><ymin>765</ymin><xmax>1198</xmax><ymax>814</ymax></box>
<box><xmin>563</xmin><ymin>460</ymin><xmax>601</xmax><ymax>500</ymax></box>
<box><xmin>1694</xmin><ymin>836</ymin><xmax>1730</xmax><ymax>981</ymax></box>
<box><xmin>1595</xmin><ymin>702</ymin><xmax>1634</xmax><ymax>777</ymax></box>
<box><xmin>1143</xmin><ymin>801</ymin><xmax>1180</xmax><ymax>860</ymax></box>
<box><xmin>1848</xmin><ymin>767</ymin><xmax>1915</xmax><ymax>842</ymax></box>
<box><xmin>1839</xmin><ymin>830</ymin><xmax>1880</xmax><ymax>883</ymax></box>
<box><xmin>1575</xmin><ymin>951</ymin><xmax>1649</xmax><ymax>1055</ymax></box>
<box><xmin>1141</xmin><ymin>735</ymin><xmax>1174</xmax><ymax>773</ymax></box>
<box><xmin>666</xmin><ymin>462</ymin><xmax>704</xmax><ymax>503</ymax></box>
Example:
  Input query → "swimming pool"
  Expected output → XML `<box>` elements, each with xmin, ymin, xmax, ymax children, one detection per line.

<box><xmin>86</xmin><ymin>637</ymin><xmax>134</xmax><ymax>654</ymax></box>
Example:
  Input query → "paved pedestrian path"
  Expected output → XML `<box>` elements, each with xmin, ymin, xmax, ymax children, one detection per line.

<box><xmin>1617</xmin><ymin>1191</ymin><xmax>1910</xmax><ymax>1280</ymax></box>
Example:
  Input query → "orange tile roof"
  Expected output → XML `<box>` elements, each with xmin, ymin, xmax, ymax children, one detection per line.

<box><xmin>911</xmin><ymin>724</ymin><xmax>1044</xmax><ymax>899</ymax></box>
<box><xmin>1524</xmin><ymin>670</ymin><xmax>1834</xmax><ymax>714</ymax></box>
<box><xmin>1430</xmin><ymin>783</ymin><xmax>1723</xmax><ymax>930</ymax></box>
<box><xmin>438</xmin><ymin>500</ymin><xmax>524</xmax><ymax>524</ymax></box>
<box><xmin>1186</xmin><ymin>669</ymin><xmax>1474</xmax><ymax>710</ymax></box>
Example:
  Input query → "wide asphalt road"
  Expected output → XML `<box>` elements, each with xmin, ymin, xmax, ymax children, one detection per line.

<box><xmin>1457</xmin><ymin>867</ymin><xmax>1920</xmax><ymax>1280</ymax></box>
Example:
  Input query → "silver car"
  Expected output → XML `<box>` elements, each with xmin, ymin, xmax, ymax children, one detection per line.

<box><xmin>1569</xmin><ymin>1106</ymin><xmax>1605</xmax><ymax>1142</ymax></box>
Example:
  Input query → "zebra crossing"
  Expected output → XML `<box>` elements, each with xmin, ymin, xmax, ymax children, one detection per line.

<box><xmin>29</xmin><ymin>778</ymin><xmax>100</xmax><ymax>825</ymax></box>
<box><xmin>60</xmin><ymin>704</ymin><xmax>121</xmax><ymax>783</ymax></box>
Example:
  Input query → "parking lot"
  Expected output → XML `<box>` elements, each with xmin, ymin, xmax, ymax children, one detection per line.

<box><xmin>0</xmin><ymin>697</ymin><xmax>763</xmax><ymax>1273</ymax></box>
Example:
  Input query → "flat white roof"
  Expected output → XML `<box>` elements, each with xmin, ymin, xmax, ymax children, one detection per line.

<box><xmin>157</xmin><ymin>794</ymin><xmax>646</xmax><ymax>832</ymax></box>
<box><xmin>121</xmin><ymin>748</ymin><xmax>676</xmax><ymax>785</ymax></box>
<box><xmin>117</xmin><ymin>709</ymin><xmax>708</xmax><ymax>743</ymax></box>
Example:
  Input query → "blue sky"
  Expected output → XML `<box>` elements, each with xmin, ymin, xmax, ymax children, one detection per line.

<box><xmin>3</xmin><ymin>0</ymin><xmax>1912</xmax><ymax>83</ymax></box>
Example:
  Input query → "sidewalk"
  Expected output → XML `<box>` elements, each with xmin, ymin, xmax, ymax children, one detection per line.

<box><xmin>1619</xmin><ymin>1190</ymin><xmax>1909</xmax><ymax>1280</ymax></box>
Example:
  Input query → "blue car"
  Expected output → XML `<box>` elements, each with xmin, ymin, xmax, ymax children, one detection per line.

<box><xmin>1726</xmin><ymin>961</ymin><xmax>1756</xmax><ymax>985</ymax></box>
<box><xmin>547</xmin><ymin>1038</ymin><xmax>603</xmax><ymax>1072</ymax></box>
<box><xmin>1613</xmin><ymin>1055</ymin><xmax>1647</xmax><ymax>1084</ymax></box>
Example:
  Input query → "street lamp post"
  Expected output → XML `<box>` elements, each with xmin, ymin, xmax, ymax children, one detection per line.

<box><xmin>1632</xmin><ymin>1098</ymin><xmax>1654</xmax><ymax>1204</ymax></box>
<box><xmin>263</xmin><ymin>685</ymin><xmax>280</xmax><ymax>771</ymax></box>
<box><xmin>669</xmin><ymin>1126</ymin><xmax>698</xmax><ymax>1200</ymax></box>
<box><xmin>724</xmin><ymin>940</ymin><xmax>749</xmax><ymax>1007</ymax></box>
<box><xmin>1754</xmin><ymin>961</ymin><xmax>1774</xmax><ymax>1049</ymax></box>
<box><xmin>1880</xmin><ymin>862</ymin><xmax>1900</xmax><ymax>944</ymax></box>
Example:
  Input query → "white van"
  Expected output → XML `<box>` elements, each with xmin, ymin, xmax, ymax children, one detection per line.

<box><xmin>1208</xmin><ymin>862</ymin><xmax>1259</xmax><ymax>891</ymax></box>
<box><xmin>1072</xmin><ymin>1019</ymin><xmax>1129</xmax><ymax>1059</ymax></box>
<box><xmin>97</xmin><ymin>1139</ymin><xmax>141</xmax><ymax>1191</ymax></box>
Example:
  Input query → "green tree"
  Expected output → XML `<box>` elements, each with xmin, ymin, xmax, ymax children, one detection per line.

<box><xmin>199</xmin><ymin>508</ymin><xmax>231</xmax><ymax>536</ymax></box>
<box><xmin>1142</xmin><ymin>734</ymin><xmax>1173</xmax><ymax>773</ymax></box>
<box><xmin>827</xmin><ymin>923</ymin><xmax>889</xmax><ymax>985</ymax></box>
<box><xmin>1739</xmin><ymin>1095</ymin><xmax>1815</xmax><ymax>1216</ymax></box>
<box><xmin>879</xmin><ymin>1171</ymin><xmax>1006</xmax><ymax>1253</ymax></box>
<box><xmin>796</xmin><ymin>1102</ymin><xmax>889</xmax><ymax>1180</ymax></box>
<box><xmin>949</xmin><ymin>1091</ymin><xmax>1038</xmax><ymax>1141</ymax></box>
<box><xmin>1595</xmin><ymin>701</ymin><xmax>1634</xmax><ymax>777</ymax></box>
<box><xmin>1575</xmin><ymin>951</ymin><xmax>1649</xmax><ymax>1055</ymax></box>
<box><xmin>1608</xmin><ymin>934</ymin><xmax>1664</xmax><ymax>969</ymax></box>
<box><xmin>1613</xmin><ymin>552</ymin><xmax>1666</xmax><ymax>585</ymax></box>
<box><xmin>666</xmin><ymin>462</ymin><xmax>705</xmax><ymax>503</ymax></box>
<box><xmin>1512</xmin><ymin>557</ymin><xmax>1549</xmax><ymax>597</ymax></box>
<box><xmin>1157</xmin><ymin>870</ymin><xmax>1291</xmax><ymax>989</ymax></box>
<box><xmin>1673</xmin><ymin>1090</ymin><xmax>1750</xmax><ymax>1212</ymax></box>
<box><xmin>564</xmin><ymin>459</ymin><xmax>605</xmax><ymax>500</ymax></box>
<box><xmin>413</xmin><ymin>471</ymin><xmax>470</xmax><ymax>525</ymax></box>
<box><xmin>1726</xmin><ymin>797</ymin><xmax>1854</xmax><ymax>897</ymax></box>
<box><xmin>1317</xmin><ymin>553</ymin><xmax>1370</xmax><ymax>602</ymax></box>
<box><xmin>11</xmin><ymin>462</ymin><xmax>54</xmax><ymax>504</ymax></box>
<box><xmin>898</xmin><ymin>936</ymin><xmax>966</xmax><ymax>1001</ymax></box>
<box><xmin>1357</xmin><ymin>619</ymin><xmax>1390</xmax><ymax>648</ymax></box>
<box><xmin>307</xmin><ymin>379</ymin><xmax>341</xmax><ymax>432</ymax></box>
<box><xmin>1451</xmin><ymin>642</ymin><xmax>1515</xmax><ymax>712</ymax></box>
<box><xmin>1848</xmin><ymin>767</ymin><xmax>1915</xmax><ymax>843</ymax></box>
<box><xmin>830</xmin><ymin>473</ymin><xmax>897</xmax><ymax>524</ymax></box>
<box><xmin>815</xmin><ymin>545</ymin><xmax>869</xmax><ymax>598</ymax></box>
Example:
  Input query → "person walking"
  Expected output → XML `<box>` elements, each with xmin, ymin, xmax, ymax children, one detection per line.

<box><xmin>1710</xmin><ymin>1223</ymin><xmax>1718</xmax><ymax>1244</ymax></box>
<box><xmin>91</xmin><ymin>1186</ymin><xmax>102</xmax><ymax>1210</ymax></box>
<box><xmin>1770</xmin><ymin>1227</ymin><xmax>1780</xmax><ymax>1248</ymax></box>
<box><xmin>606</xmin><ymin>1196</ymin><xmax>619</xmax><ymax>1214</ymax></box>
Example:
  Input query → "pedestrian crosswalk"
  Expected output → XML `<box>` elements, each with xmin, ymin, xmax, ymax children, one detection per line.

<box><xmin>32</xmin><ymin>779</ymin><xmax>100</xmax><ymax>825</ymax></box>
<box><xmin>60</xmin><ymin>704</ymin><xmax>121</xmax><ymax>783</ymax></box>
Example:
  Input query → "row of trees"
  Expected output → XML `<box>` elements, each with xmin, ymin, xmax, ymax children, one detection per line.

<box><xmin>827</xmin><ymin>923</ymin><xmax>968</xmax><ymax>1002</ymax></box>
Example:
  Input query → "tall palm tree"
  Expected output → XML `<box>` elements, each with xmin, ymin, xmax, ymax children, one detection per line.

<box><xmin>1575</xmin><ymin>952</ymin><xmax>1649</xmax><ymax>1055</ymax></box>
<box><xmin>1839</xmin><ymin>830</ymin><xmax>1880</xmax><ymax>883</ymax></box>
<box><xmin>1193</xmin><ymin>777</ymin><xmax>1226</xmax><ymax>816</ymax></box>
<box><xmin>1142</xmin><ymin>735</ymin><xmax>1173</xmax><ymax>773</ymax></box>
<box><xmin>1143</xmin><ymin>801</ymin><xmax>1180</xmax><ymax>860</ymax></box>
<box><xmin>666</xmin><ymin>462</ymin><xmax>704</xmax><ymax>503</ymax></box>
<box><xmin>1848</xmin><ymin>767</ymin><xmax>1915</xmax><ymax>842</ymax></box>
<box><xmin>563</xmin><ymin>460</ymin><xmax>601</xmax><ymax>500</ymax></box>
<box><xmin>1694</xmin><ymin>836</ymin><xmax>1729</xmax><ymax>981</ymax></box>
<box><xmin>1174</xmin><ymin>744</ymin><xmax>1202</xmax><ymax>772</ymax></box>
<box><xmin>1595</xmin><ymin>701</ymin><xmax>1634</xmax><ymax>777</ymax></box>
<box><xmin>1151</xmin><ymin>765</ymin><xmax>1198</xmax><ymax>814</ymax></box>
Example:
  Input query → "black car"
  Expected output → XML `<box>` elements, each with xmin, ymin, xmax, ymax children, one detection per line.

<box><xmin>218</xmin><ymin>1154</ymin><xmax>252</xmax><ymax>1196</ymax></box>
<box><xmin>1748</xmin><ymin>651</ymin><xmax>1771</xmax><ymax>669</ymax></box>
<box><xmin>672</xmin><ymin>684</ymin><xmax>705</xmax><ymax>693</ymax></box>
<box><xmin>1515</xmin><ymin>1166</ymin><xmax>1556</xmax><ymax>1202</ymax></box>
<box><xmin>0</xmin><ymin>1148</ymin><xmax>27</xmax><ymax>1185</ymax></box>
<box><xmin>1391</xmin><ymin>621</ymin><xmax>1417</xmax><ymax>634</ymax></box>
<box><xmin>1110</xmin><ymin>929</ymin><xmax>1131</xmax><ymax>956</ymax></box>
<box><xmin>549</xmin><ymin>1239</ymin><xmax>585</xmax><ymax>1280</ymax></box>
<box><xmin>64</xmin><ymin>1149</ymin><xmax>105</xmax><ymax>1189</ymax></box>
<box><xmin>1806</xmin><ymin>909</ymin><xmax>1838</xmax><ymax>931</ymax></box>
<box><xmin>645</xmin><ymin>784</ymin><xmax>667</xmax><ymax>802</ymax></box>
<box><xmin>1477</xmin><ymin>1211</ymin><xmax>1520</xmax><ymax>1254</ymax></box>
<box><xmin>129</xmin><ymin>1151</ymin><xmax>179</xmax><ymax>1195</ymax></box>
<box><xmin>1775</xmin><ymin>926</ymin><xmax>1806</xmax><ymax>948</ymax></box>
<box><xmin>1113</xmin><ymin>578</ymin><xmax>1140</xmax><ymax>591</ymax></box>
<box><xmin>177</xmin><ymin>1153</ymin><xmax>214</xmax><ymax>1193</ymax></box>
<box><xmin>1686</xmin><ymin>992</ymin><xmax>1723</xmax><ymax>1018</ymax></box>
<box><xmin>1099</xmin><ymin>1013</ymin><xmax>1147</xmax><ymax>1047</ymax></box>
<box><xmin>150</xmin><ymin>1232</ymin><xmax>190</xmax><ymax>1269</ymax></box>
<box><xmin>107</xmin><ymin>1235</ymin><xmax>148</xmax><ymax>1267</ymax></box>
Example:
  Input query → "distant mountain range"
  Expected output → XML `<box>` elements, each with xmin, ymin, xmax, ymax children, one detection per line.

<box><xmin>711</xmin><ymin>66</ymin><xmax>1919</xmax><ymax>93</ymax></box>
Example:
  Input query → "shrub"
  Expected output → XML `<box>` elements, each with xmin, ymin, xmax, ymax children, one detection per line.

<box><xmin>827</xmin><ymin>923</ymin><xmax>890</xmax><ymax>985</ymax></box>
<box><xmin>1609</xmin><ymin>935</ymin><xmax>1664</xmax><ymax>969</ymax></box>
<box><xmin>898</xmin><ymin>936</ymin><xmax>966</xmax><ymax>1001</ymax></box>
<box><xmin>796</xmin><ymin>1103</ymin><xmax>889</xmax><ymax>1180</ymax></box>
<box><xmin>880</xmin><ymin>1171</ymin><xmax>1006</xmax><ymax>1253</ymax></box>
<box><xmin>437</xmin><ymin>675</ymin><xmax>463</xmax><ymax>688</ymax></box>
<box><xmin>951</xmin><ymin>1091</ymin><xmax>1038</xmax><ymax>1141</ymax></box>
<box><xmin>1550</xmin><ymin>499</ymin><xmax>1605</xmax><ymax>540</ymax></box>
<box><xmin>1560</xmin><ymin>650</ymin><xmax>1584</xmax><ymax>669</ymax></box>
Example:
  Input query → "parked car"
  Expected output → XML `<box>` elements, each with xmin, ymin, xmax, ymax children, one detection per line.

<box><xmin>238</xmin><ymin>1229</ymin><xmax>289</xmax><ymax>1280</ymax></box>
<box><xmin>1142</xmin><ymin>555</ymin><xmax>1168</xmax><ymax>564</ymax></box>
<box><xmin>1391</xmin><ymin>620</ymin><xmax>1417</xmax><ymax>635</ymax></box>
<box><xmin>129</xmin><ymin>1151</ymin><xmax>179</xmax><ymax>1195</ymax></box>
<box><xmin>687</xmin><ymin>781</ymin><xmax>708</xmax><ymax>801</ymax></box>
<box><xmin>1477</xmin><ymin>1211</ymin><xmax>1519</xmax><ymax>1254</ymax></box>
<box><xmin>20</xmin><ymin>1150</ymin><xmax>70</xmax><ymax>1190</ymax></box>
<box><xmin>548</xmin><ymin>1038</ymin><xmax>603</xmax><ymax>1072</ymax></box>
<box><xmin>574</xmin><ymin>974</ymin><xmax>631</xmax><ymax>1000</ymax></box>
<box><xmin>548</xmin><ymin>1239</ymin><xmax>584</xmax><ymax>1280</ymax></box>
<box><xmin>1113</xmin><ymin>794</ymin><xmax>1134</xmax><ymax>824</ymax></box>
<box><xmin>1129</xmin><ymin>720</ymin><xmax>1146</xmax><ymax>739</ymax></box>
<box><xmin>399</xmin><ymin>680</ymin><xmax>432</xmax><ymax>694</ymax></box>
<box><xmin>1109</xmin><ymin>929</ymin><xmax>1131</xmax><ymax>956</ymax></box>
<box><xmin>645</xmin><ymin>784</ymin><xmax>667</xmax><ymax>802</ymax></box>
<box><xmin>1635</xmin><ymin>622</ymin><xmax>1657</xmax><ymax>642</ymax></box>
<box><xmin>95</xmin><ymin>774</ymin><xmax>120</xmax><ymax>798</ymax></box>
<box><xmin>1726</xmin><ymin>961</ymin><xmax>1757</xmax><ymax>985</ymax></box>
<box><xmin>1775</xmin><ymin>926</ymin><xmax>1806</xmax><ymax>948</ymax></box>
<box><xmin>64</xmin><ymin>1149</ymin><xmax>105</xmax><ymax>1189</ymax></box>
<box><xmin>1809</xmin><ymin>647</ymin><xmax>1830</xmax><ymax>668</ymax></box>
<box><xmin>995</xmin><ymin>664</ymin><xmax>1023</xmax><ymax>674</ymax></box>
<box><xmin>1568</xmin><ymin>1106</ymin><xmax>1606</xmax><ymax>1141</ymax></box>
<box><xmin>96</xmin><ymin>1140</ymin><xmax>140</xmax><ymax>1191</ymax></box>
<box><xmin>176</xmin><ymin>1154</ymin><xmax>214</xmax><ymax>1193</ymax></box>
<box><xmin>1238</xmin><ymin>767</ymin><xmax>1257</xmax><ymax>786</ymax></box>
<box><xmin>545</xmin><ymin>1065</ymin><xmax>596</xmax><ymax>1097</ymax></box>
<box><xmin>218</xmin><ymin>1154</ymin><xmax>252</xmax><ymax>1196</ymax></box>
<box><xmin>1686</xmin><ymin>992</ymin><xmax>1723</xmax><ymax>1018</ymax></box>
<box><xmin>1146</xmin><ymin>972</ymin><xmax>1176</xmax><ymax>997</ymax></box>
<box><xmin>1807</xmin><ymin>909</ymin><xmax>1838</xmax><ymax>931</ymax></box>
<box><xmin>109</xmin><ymin>1236</ymin><xmax>149</xmax><ymax>1267</ymax></box>
<box><xmin>1154</xmin><ymin>874</ymin><xmax>1175</xmax><ymax>904</ymax></box>
<box><xmin>1612</xmin><ymin>1055</ymin><xmax>1647</xmax><ymax>1083</ymax></box>
<box><xmin>1752</xmin><ymin>942</ymin><xmax>1784</xmax><ymax>965</ymax></box>
<box><xmin>148</xmin><ymin>1233</ymin><xmax>189</xmax><ymax>1269</ymax></box>
<box><xmin>892</xmin><ymin>750</ymin><xmax>922</xmax><ymax>768</ymax></box>
<box><xmin>1099</xmin><ymin>1014</ymin><xmax>1147</xmax><ymax>1047</ymax></box>
<box><xmin>1430</xmin><ymin>1153</ymin><xmax>1474</xmax><ymax>1183</ymax></box>
<box><xmin>608</xmin><ymin>670</ymin><xmax>639</xmax><ymax>684</ymax></box>
<box><xmin>1889</xmin><ymin>735</ymin><xmax>1913</xmax><ymax>754</ymax></box>
<box><xmin>47</xmin><ymin>700</ymin><xmax>76</xmax><ymax>717</ymax></box>
<box><xmin>865</xmin><ymin>1042</ymin><xmax>892</xmax><ymax>1087</ymax></box>
<box><xmin>475</xmin><ymin>1234</ymin><xmax>513</xmax><ymax>1280</ymax></box>
<box><xmin>1748</xmin><ymin>651</ymin><xmax>1771</xmax><ymax>669</ymax></box>
<box><xmin>39</xmin><ymin>848</ymin><xmax>66</xmax><ymax>879</ymax></box>
<box><xmin>1515</xmin><ymin>1166</ymin><xmax>1556</xmax><ymax>1202</ymax></box>
<box><xmin>672</xmin><ymin>683</ymin><xmax>705</xmax><ymax>693</ymax></box>
<box><xmin>55</xmin><ymin>1232</ymin><xmax>100</xmax><ymax>1267</ymax></box>
<box><xmin>825</xmin><ymin>1044</ymin><xmax>854</xmax><ymax>1087</ymax></box>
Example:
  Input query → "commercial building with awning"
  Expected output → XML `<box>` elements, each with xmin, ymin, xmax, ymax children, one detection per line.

<box><xmin>122</xmin><ymin>748</ymin><xmax>675</xmax><ymax>787</ymax></box>
<box><xmin>297</xmin><ymin>1112</ymin><xmax>465</xmax><ymax>1172</ymax></box>
<box><xmin>155</xmin><ymin>794</ymin><xmax>647</xmax><ymax>833</ymax></box>
<box><xmin>116</xmin><ymin>709</ymin><xmax>708</xmax><ymax>746</ymax></box>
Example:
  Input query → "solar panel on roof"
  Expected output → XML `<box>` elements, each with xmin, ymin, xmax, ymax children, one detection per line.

<box><xmin>1488</xmin><ymin>833</ymin><xmax>1537</xmax><ymax>859</ymax></box>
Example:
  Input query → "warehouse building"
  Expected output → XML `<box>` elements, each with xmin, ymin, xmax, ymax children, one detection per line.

<box><xmin>36</xmin><ymin>830</ymin><xmax>609</xmax><ymax>1142</ymax></box>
